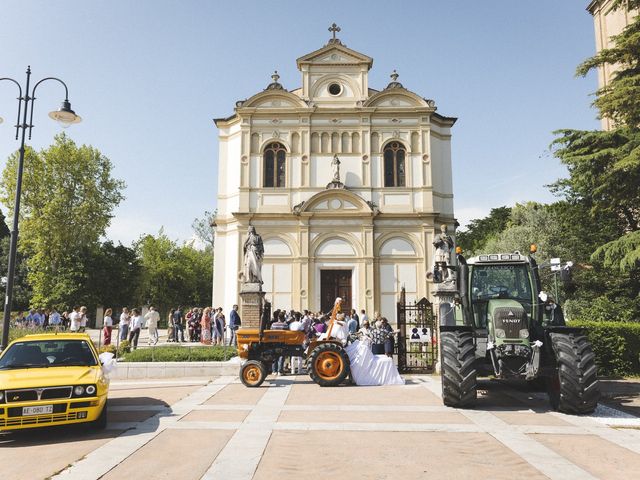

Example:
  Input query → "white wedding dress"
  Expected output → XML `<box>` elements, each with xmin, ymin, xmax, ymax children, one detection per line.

<box><xmin>345</xmin><ymin>337</ymin><xmax>405</xmax><ymax>386</ymax></box>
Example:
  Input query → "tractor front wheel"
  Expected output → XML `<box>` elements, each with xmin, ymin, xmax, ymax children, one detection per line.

<box><xmin>308</xmin><ymin>343</ymin><xmax>350</xmax><ymax>387</ymax></box>
<box><xmin>440</xmin><ymin>330</ymin><xmax>477</xmax><ymax>408</ymax></box>
<box><xmin>547</xmin><ymin>333</ymin><xmax>600</xmax><ymax>414</ymax></box>
<box><xmin>240</xmin><ymin>360</ymin><xmax>267</xmax><ymax>388</ymax></box>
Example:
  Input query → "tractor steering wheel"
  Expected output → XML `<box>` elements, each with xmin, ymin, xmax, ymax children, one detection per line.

<box><xmin>489</xmin><ymin>285</ymin><xmax>509</xmax><ymax>296</ymax></box>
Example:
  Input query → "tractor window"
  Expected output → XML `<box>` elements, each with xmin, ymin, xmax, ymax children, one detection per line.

<box><xmin>469</xmin><ymin>264</ymin><xmax>534</xmax><ymax>327</ymax></box>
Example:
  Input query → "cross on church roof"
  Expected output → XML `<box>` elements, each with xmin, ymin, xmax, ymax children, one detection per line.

<box><xmin>328</xmin><ymin>23</ymin><xmax>341</xmax><ymax>40</ymax></box>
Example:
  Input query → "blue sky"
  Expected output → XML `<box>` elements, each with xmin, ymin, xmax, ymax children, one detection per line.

<box><xmin>0</xmin><ymin>0</ymin><xmax>600</xmax><ymax>245</ymax></box>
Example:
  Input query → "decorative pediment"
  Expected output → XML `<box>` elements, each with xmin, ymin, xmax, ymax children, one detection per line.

<box><xmin>293</xmin><ymin>189</ymin><xmax>377</xmax><ymax>216</ymax></box>
<box><xmin>297</xmin><ymin>43</ymin><xmax>373</xmax><ymax>70</ymax></box>
<box><xmin>238</xmin><ymin>90</ymin><xmax>308</xmax><ymax>110</ymax></box>
<box><xmin>364</xmin><ymin>89</ymin><xmax>431</xmax><ymax>108</ymax></box>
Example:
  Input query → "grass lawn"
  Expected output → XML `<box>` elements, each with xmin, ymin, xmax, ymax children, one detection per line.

<box><xmin>120</xmin><ymin>344</ymin><xmax>237</xmax><ymax>362</ymax></box>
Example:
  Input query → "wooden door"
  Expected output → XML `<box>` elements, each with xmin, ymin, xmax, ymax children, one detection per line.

<box><xmin>320</xmin><ymin>270</ymin><xmax>352</xmax><ymax>314</ymax></box>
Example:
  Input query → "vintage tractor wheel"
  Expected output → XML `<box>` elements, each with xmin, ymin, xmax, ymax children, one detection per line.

<box><xmin>308</xmin><ymin>342</ymin><xmax>350</xmax><ymax>387</ymax></box>
<box><xmin>240</xmin><ymin>360</ymin><xmax>267</xmax><ymax>388</ymax></box>
<box><xmin>547</xmin><ymin>333</ymin><xmax>600</xmax><ymax>414</ymax></box>
<box><xmin>440</xmin><ymin>330</ymin><xmax>477</xmax><ymax>408</ymax></box>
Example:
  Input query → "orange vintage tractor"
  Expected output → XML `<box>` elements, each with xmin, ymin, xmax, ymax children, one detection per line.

<box><xmin>237</xmin><ymin>298</ymin><xmax>350</xmax><ymax>387</ymax></box>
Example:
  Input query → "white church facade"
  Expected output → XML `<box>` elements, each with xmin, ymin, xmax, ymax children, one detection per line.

<box><xmin>213</xmin><ymin>28</ymin><xmax>456</xmax><ymax>321</ymax></box>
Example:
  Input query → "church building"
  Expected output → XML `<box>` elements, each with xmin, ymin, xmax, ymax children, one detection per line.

<box><xmin>213</xmin><ymin>26</ymin><xmax>457</xmax><ymax>321</ymax></box>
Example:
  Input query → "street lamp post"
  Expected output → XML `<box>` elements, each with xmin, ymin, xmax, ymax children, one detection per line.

<box><xmin>0</xmin><ymin>66</ymin><xmax>81</xmax><ymax>349</ymax></box>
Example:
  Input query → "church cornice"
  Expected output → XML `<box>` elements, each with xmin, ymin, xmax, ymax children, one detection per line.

<box><xmin>296</xmin><ymin>43</ymin><xmax>374</xmax><ymax>70</ymax></box>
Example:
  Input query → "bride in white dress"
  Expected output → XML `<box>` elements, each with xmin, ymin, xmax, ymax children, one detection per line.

<box><xmin>323</xmin><ymin>298</ymin><xmax>404</xmax><ymax>386</ymax></box>
<box><xmin>345</xmin><ymin>334</ymin><xmax>405</xmax><ymax>386</ymax></box>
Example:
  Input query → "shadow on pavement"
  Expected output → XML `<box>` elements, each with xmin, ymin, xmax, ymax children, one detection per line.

<box><xmin>0</xmin><ymin>396</ymin><xmax>168</xmax><ymax>447</ymax></box>
<box><xmin>599</xmin><ymin>379</ymin><xmax>640</xmax><ymax>417</ymax></box>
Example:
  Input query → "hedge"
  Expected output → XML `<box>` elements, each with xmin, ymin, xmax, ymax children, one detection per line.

<box><xmin>120</xmin><ymin>345</ymin><xmax>237</xmax><ymax>362</ymax></box>
<box><xmin>568</xmin><ymin>320</ymin><xmax>640</xmax><ymax>376</ymax></box>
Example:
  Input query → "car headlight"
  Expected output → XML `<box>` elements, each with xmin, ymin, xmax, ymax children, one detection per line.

<box><xmin>86</xmin><ymin>385</ymin><xmax>96</xmax><ymax>395</ymax></box>
<box><xmin>494</xmin><ymin>328</ymin><xmax>506</xmax><ymax>338</ymax></box>
<box><xmin>0</xmin><ymin>391</ymin><xmax>4</xmax><ymax>402</ymax></box>
<box><xmin>73</xmin><ymin>386</ymin><xmax>85</xmax><ymax>396</ymax></box>
<box><xmin>519</xmin><ymin>329</ymin><xmax>529</xmax><ymax>339</ymax></box>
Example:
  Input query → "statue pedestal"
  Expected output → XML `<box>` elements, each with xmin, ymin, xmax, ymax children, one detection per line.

<box><xmin>326</xmin><ymin>181</ymin><xmax>345</xmax><ymax>189</ymax></box>
<box><xmin>433</xmin><ymin>284</ymin><xmax>458</xmax><ymax>375</ymax></box>
<box><xmin>239</xmin><ymin>283</ymin><xmax>265</xmax><ymax>329</ymax></box>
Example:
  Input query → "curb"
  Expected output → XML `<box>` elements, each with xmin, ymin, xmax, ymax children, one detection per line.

<box><xmin>112</xmin><ymin>360</ymin><xmax>241</xmax><ymax>379</ymax></box>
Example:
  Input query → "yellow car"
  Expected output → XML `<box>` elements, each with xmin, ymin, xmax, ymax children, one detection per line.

<box><xmin>0</xmin><ymin>333</ymin><xmax>109</xmax><ymax>431</ymax></box>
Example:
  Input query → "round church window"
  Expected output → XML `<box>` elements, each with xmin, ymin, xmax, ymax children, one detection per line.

<box><xmin>328</xmin><ymin>83</ymin><xmax>342</xmax><ymax>96</ymax></box>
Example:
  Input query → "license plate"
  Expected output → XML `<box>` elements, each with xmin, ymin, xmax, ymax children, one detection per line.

<box><xmin>22</xmin><ymin>405</ymin><xmax>53</xmax><ymax>416</ymax></box>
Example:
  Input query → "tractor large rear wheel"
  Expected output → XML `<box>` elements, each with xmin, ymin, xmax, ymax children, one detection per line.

<box><xmin>309</xmin><ymin>342</ymin><xmax>350</xmax><ymax>387</ymax></box>
<box><xmin>441</xmin><ymin>330</ymin><xmax>477</xmax><ymax>408</ymax></box>
<box><xmin>547</xmin><ymin>333</ymin><xmax>599</xmax><ymax>414</ymax></box>
<box><xmin>240</xmin><ymin>360</ymin><xmax>267</xmax><ymax>388</ymax></box>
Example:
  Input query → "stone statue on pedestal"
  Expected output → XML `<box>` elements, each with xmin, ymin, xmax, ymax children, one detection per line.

<box><xmin>432</xmin><ymin>224</ymin><xmax>454</xmax><ymax>283</ymax></box>
<box><xmin>331</xmin><ymin>154</ymin><xmax>341</xmax><ymax>183</ymax></box>
<box><xmin>243</xmin><ymin>226</ymin><xmax>264</xmax><ymax>285</ymax></box>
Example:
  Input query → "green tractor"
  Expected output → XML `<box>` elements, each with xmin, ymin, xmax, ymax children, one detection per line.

<box><xmin>438</xmin><ymin>248</ymin><xmax>600</xmax><ymax>414</ymax></box>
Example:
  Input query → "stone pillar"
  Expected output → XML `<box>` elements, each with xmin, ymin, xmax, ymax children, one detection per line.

<box><xmin>239</xmin><ymin>283</ymin><xmax>265</xmax><ymax>329</ymax></box>
<box><xmin>433</xmin><ymin>284</ymin><xmax>457</xmax><ymax>374</ymax></box>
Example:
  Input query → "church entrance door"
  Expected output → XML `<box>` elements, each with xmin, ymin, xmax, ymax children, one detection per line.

<box><xmin>320</xmin><ymin>270</ymin><xmax>352</xmax><ymax>314</ymax></box>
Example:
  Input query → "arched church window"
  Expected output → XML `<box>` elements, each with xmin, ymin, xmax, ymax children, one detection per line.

<box><xmin>383</xmin><ymin>142</ymin><xmax>406</xmax><ymax>187</ymax></box>
<box><xmin>263</xmin><ymin>142</ymin><xmax>286</xmax><ymax>187</ymax></box>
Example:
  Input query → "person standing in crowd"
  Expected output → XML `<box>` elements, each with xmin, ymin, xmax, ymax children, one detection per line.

<box><xmin>79</xmin><ymin>306</ymin><xmax>88</xmax><ymax>332</ymax></box>
<box><xmin>173</xmin><ymin>307</ymin><xmax>185</xmax><ymax>342</ymax></box>
<box><xmin>200</xmin><ymin>307</ymin><xmax>212</xmax><ymax>345</ymax></box>
<box><xmin>289</xmin><ymin>315</ymin><xmax>304</xmax><ymax>375</ymax></box>
<box><xmin>14</xmin><ymin>311</ymin><xmax>26</xmax><ymax>326</ymax></box>
<box><xmin>213</xmin><ymin>307</ymin><xmax>225</xmax><ymax>345</ymax></box>
<box><xmin>271</xmin><ymin>312</ymin><xmax>288</xmax><ymax>375</ymax></box>
<box><xmin>103</xmin><ymin>308</ymin><xmax>114</xmax><ymax>345</ymax></box>
<box><xmin>49</xmin><ymin>308</ymin><xmax>61</xmax><ymax>330</ymax></box>
<box><xmin>167</xmin><ymin>308</ymin><xmax>175</xmax><ymax>342</ymax></box>
<box><xmin>68</xmin><ymin>306</ymin><xmax>81</xmax><ymax>332</ymax></box>
<box><xmin>228</xmin><ymin>304</ymin><xmax>241</xmax><ymax>346</ymax></box>
<box><xmin>347</xmin><ymin>314</ymin><xmax>358</xmax><ymax>335</ymax></box>
<box><xmin>371</xmin><ymin>320</ymin><xmax>390</xmax><ymax>355</ymax></box>
<box><xmin>381</xmin><ymin>317</ymin><xmax>396</xmax><ymax>358</ymax></box>
<box><xmin>129</xmin><ymin>308</ymin><xmax>143</xmax><ymax>349</ymax></box>
<box><xmin>358</xmin><ymin>320</ymin><xmax>372</xmax><ymax>339</ymax></box>
<box><xmin>145</xmin><ymin>306</ymin><xmax>160</xmax><ymax>346</ymax></box>
<box><xmin>360</xmin><ymin>309</ymin><xmax>368</xmax><ymax>325</ymax></box>
<box><xmin>120</xmin><ymin>307</ymin><xmax>130</xmax><ymax>341</ymax></box>
<box><xmin>61</xmin><ymin>311</ymin><xmax>70</xmax><ymax>330</ymax></box>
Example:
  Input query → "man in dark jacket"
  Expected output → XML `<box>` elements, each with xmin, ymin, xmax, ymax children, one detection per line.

<box><xmin>229</xmin><ymin>305</ymin><xmax>241</xmax><ymax>346</ymax></box>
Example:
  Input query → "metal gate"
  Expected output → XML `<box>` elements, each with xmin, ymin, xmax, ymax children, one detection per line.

<box><xmin>396</xmin><ymin>287</ymin><xmax>438</xmax><ymax>373</ymax></box>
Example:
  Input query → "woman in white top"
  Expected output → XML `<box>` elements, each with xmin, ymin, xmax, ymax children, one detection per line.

<box><xmin>128</xmin><ymin>308</ymin><xmax>143</xmax><ymax>350</ymax></box>
<box><xmin>119</xmin><ymin>307</ymin><xmax>130</xmax><ymax>341</ymax></box>
<box><xmin>103</xmin><ymin>308</ymin><xmax>114</xmax><ymax>345</ymax></box>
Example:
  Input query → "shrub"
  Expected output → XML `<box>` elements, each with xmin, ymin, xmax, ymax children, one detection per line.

<box><xmin>98</xmin><ymin>344</ymin><xmax>117</xmax><ymax>355</ymax></box>
<box><xmin>120</xmin><ymin>345</ymin><xmax>236</xmax><ymax>362</ymax></box>
<box><xmin>117</xmin><ymin>340</ymin><xmax>131</xmax><ymax>356</ymax></box>
<box><xmin>568</xmin><ymin>320</ymin><xmax>640</xmax><ymax>376</ymax></box>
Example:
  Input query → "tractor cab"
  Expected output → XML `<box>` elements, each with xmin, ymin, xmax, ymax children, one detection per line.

<box><xmin>467</xmin><ymin>253</ymin><xmax>538</xmax><ymax>339</ymax></box>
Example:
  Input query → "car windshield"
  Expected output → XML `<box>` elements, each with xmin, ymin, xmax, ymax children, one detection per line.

<box><xmin>0</xmin><ymin>340</ymin><xmax>98</xmax><ymax>369</ymax></box>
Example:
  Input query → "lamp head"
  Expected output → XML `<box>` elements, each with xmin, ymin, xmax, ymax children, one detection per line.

<box><xmin>48</xmin><ymin>100</ymin><xmax>81</xmax><ymax>128</ymax></box>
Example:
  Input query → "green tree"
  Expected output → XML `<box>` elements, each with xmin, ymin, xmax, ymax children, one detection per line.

<box><xmin>552</xmin><ymin>0</ymin><xmax>640</xmax><ymax>273</ymax></box>
<box><xmin>135</xmin><ymin>231</ymin><xmax>212</xmax><ymax>314</ymax></box>
<box><xmin>456</xmin><ymin>206</ymin><xmax>512</xmax><ymax>254</ymax></box>
<box><xmin>0</xmin><ymin>134</ymin><xmax>125</xmax><ymax>307</ymax></box>
<box><xmin>456</xmin><ymin>206</ymin><xmax>511</xmax><ymax>254</ymax></box>
<box><xmin>191</xmin><ymin>210</ymin><xmax>216</xmax><ymax>251</ymax></box>
<box><xmin>77</xmin><ymin>241</ymin><xmax>141</xmax><ymax>312</ymax></box>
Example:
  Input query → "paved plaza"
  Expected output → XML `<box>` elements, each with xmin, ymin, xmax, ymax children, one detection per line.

<box><xmin>1</xmin><ymin>374</ymin><xmax>639</xmax><ymax>480</ymax></box>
